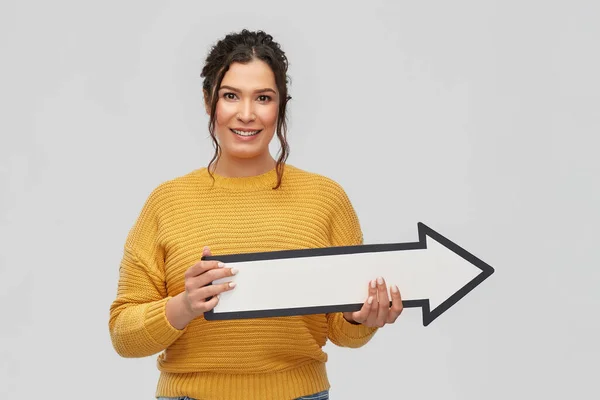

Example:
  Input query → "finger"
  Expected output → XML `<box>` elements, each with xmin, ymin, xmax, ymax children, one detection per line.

<box><xmin>187</xmin><ymin>266</ymin><xmax>238</xmax><ymax>292</ymax></box>
<box><xmin>198</xmin><ymin>280</ymin><xmax>237</xmax><ymax>300</ymax></box>
<box><xmin>184</xmin><ymin>288</ymin><xmax>219</xmax><ymax>315</ymax></box>
<box><xmin>386</xmin><ymin>284</ymin><xmax>403</xmax><ymax>323</ymax></box>
<box><xmin>185</xmin><ymin>246</ymin><xmax>216</xmax><ymax>278</ymax></box>
<box><xmin>365</xmin><ymin>279</ymin><xmax>380</xmax><ymax>326</ymax></box>
<box><xmin>199</xmin><ymin>293</ymin><xmax>220</xmax><ymax>313</ymax></box>
<box><xmin>200</xmin><ymin>265</ymin><xmax>239</xmax><ymax>287</ymax></box>
<box><xmin>350</xmin><ymin>294</ymin><xmax>374</xmax><ymax>324</ymax></box>
<box><xmin>188</xmin><ymin>281</ymin><xmax>237</xmax><ymax>315</ymax></box>
<box><xmin>375</xmin><ymin>277</ymin><xmax>390</xmax><ymax>327</ymax></box>
<box><xmin>185</xmin><ymin>258</ymin><xmax>225</xmax><ymax>279</ymax></box>
<box><xmin>349</xmin><ymin>280</ymin><xmax>376</xmax><ymax>323</ymax></box>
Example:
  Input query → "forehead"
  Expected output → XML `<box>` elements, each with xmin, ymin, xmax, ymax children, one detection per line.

<box><xmin>220</xmin><ymin>59</ymin><xmax>277</xmax><ymax>91</ymax></box>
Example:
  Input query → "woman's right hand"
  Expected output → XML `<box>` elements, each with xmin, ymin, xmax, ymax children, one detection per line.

<box><xmin>166</xmin><ymin>246</ymin><xmax>237</xmax><ymax>329</ymax></box>
<box><xmin>182</xmin><ymin>246</ymin><xmax>238</xmax><ymax>318</ymax></box>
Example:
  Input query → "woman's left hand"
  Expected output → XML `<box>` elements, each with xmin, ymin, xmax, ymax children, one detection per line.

<box><xmin>343</xmin><ymin>277</ymin><xmax>403</xmax><ymax>327</ymax></box>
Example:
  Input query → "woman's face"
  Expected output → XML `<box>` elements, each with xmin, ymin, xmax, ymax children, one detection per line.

<box><xmin>210</xmin><ymin>59</ymin><xmax>279</xmax><ymax>163</ymax></box>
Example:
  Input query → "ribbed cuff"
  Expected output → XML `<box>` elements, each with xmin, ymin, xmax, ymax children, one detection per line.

<box><xmin>144</xmin><ymin>297</ymin><xmax>187</xmax><ymax>347</ymax></box>
<box><xmin>336</xmin><ymin>314</ymin><xmax>378</xmax><ymax>339</ymax></box>
<box><xmin>328</xmin><ymin>313</ymin><xmax>377</xmax><ymax>348</ymax></box>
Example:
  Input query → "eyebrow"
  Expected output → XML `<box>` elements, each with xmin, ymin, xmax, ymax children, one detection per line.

<box><xmin>219</xmin><ymin>85</ymin><xmax>277</xmax><ymax>94</ymax></box>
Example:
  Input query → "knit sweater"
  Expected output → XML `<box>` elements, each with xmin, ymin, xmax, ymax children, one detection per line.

<box><xmin>108</xmin><ymin>164</ymin><xmax>378</xmax><ymax>400</ymax></box>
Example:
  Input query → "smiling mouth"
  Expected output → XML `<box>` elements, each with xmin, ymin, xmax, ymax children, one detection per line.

<box><xmin>230</xmin><ymin>128</ymin><xmax>262</xmax><ymax>137</ymax></box>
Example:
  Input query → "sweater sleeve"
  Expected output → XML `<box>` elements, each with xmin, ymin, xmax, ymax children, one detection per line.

<box><xmin>325</xmin><ymin>181</ymin><xmax>378</xmax><ymax>348</ymax></box>
<box><xmin>108</xmin><ymin>185</ymin><xmax>187</xmax><ymax>358</ymax></box>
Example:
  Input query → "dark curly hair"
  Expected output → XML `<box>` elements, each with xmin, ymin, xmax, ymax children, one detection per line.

<box><xmin>200</xmin><ymin>29</ymin><xmax>292</xmax><ymax>189</ymax></box>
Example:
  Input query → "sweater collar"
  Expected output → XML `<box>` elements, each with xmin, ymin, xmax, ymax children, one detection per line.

<box><xmin>198</xmin><ymin>165</ymin><xmax>285</xmax><ymax>190</ymax></box>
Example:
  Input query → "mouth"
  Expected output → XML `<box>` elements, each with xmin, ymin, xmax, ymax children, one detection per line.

<box><xmin>230</xmin><ymin>128</ymin><xmax>262</xmax><ymax>137</ymax></box>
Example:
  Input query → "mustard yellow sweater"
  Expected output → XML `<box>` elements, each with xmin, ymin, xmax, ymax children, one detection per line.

<box><xmin>108</xmin><ymin>164</ymin><xmax>378</xmax><ymax>400</ymax></box>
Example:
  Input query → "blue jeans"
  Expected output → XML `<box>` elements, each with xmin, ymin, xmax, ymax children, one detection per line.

<box><xmin>157</xmin><ymin>390</ymin><xmax>329</xmax><ymax>399</ymax></box>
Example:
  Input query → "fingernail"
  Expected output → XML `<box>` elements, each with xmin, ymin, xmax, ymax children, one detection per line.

<box><xmin>218</xmin><ymin>262</ymin><xmax>226</xmax><ymax>268</ymax></box>
<box><xmin>230</xmin><ymin>268</ymin><xmax>238</xmax><ymax>275</ymax></box>
<box><xmin>370</xmin><ymin>280</ymin><xmax>376</xmax><ymax>289</ymax></box>
<box><xmin>377</xmin><ymin>277</ymin><xmax>384</xmax><ymax>285</ymax></box>
<box><xmin>367</xmin><ymin>296</ymin><xmax>373</xmax><ymax>304</ymax></box>
<box><xmin>229</xmin><ymin>282</ymin><xmax>236</xmax><ymax>288</ymax></box>
<box><xmin>391</xmin><ymin>285</ymin><xmax>398</xmax><ymax>293</ymax></box>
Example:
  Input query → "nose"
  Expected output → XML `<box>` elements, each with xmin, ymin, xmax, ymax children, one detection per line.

<box><xmin>236</xmin><ymin>99</ymin><xmax>256</xmax><ymax>122</ymax></box>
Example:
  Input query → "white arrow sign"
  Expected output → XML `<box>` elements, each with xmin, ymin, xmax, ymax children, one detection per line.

<box><xmin>204</xmin><ymin>222</ymin><xmax>494</xmax><ymax>326</ymax></box>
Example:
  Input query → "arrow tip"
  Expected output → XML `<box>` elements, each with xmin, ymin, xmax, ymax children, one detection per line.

<box><xmin>416</xmin><ymin>222</ymin><xmax>495</xmax><ymax>326</ymax></box>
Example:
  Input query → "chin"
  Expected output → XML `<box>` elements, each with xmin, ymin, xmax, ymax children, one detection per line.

<box><xmin>218</xmin><ymin>133</ymin><xmax>275</xmax><ymax>161</ymax></box>
<box><xmin>219</xmin><ymin>144</ymin><xmax>261</xmax><ymax>158</ymax></box>
<box><xmin>228</xmin><ymin>152</ymin><xmax>260</xmax><ymax>160</ymax></box>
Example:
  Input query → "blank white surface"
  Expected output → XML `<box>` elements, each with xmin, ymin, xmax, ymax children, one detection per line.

<box><xmin>1</xmin><ymin>0</ymin><xmax>599</xmax><ymax>399</ymax></box>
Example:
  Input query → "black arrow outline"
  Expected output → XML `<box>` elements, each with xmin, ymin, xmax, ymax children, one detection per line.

<box><xmin>202</xmin><ymin>222</ymin><xmax>494</xmax><ymax>326</ymax></box>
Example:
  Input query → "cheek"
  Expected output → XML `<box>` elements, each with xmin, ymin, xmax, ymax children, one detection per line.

<box><xmin>215</xmin><ymin>101</ymin><xmax>236</xmax><ymax>126</ymax></box>
<box><xmin>258</xmin><ymin>105</ymin><xmax>279</xmax><ymax>128</ymax></box>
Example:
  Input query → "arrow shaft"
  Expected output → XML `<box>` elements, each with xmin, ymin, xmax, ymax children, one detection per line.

<box><xmin>211</xmin><ymin>249</ymin><xmax>432</xmax><ymax>316</ymax></box>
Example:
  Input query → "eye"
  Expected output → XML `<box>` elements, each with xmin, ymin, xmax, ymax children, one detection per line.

<box><xmin>223</xmin><ymin>92</ymin><xmax>237</xmax><ymax>100</ymax></box>
<box><xmin>257</xmin><ymin>95</ymin><xmax>271</xmax><ymax>102</ymax></box>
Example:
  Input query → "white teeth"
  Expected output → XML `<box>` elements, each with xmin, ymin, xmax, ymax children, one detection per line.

<box><xmin>232</xmin><ymin>129</ymin><xmax>260</xmax><ymax>137</ymax></box>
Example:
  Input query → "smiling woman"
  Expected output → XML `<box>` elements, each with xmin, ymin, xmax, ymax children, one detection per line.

<box><xmin>108</xmin><ymin>29</ymin><xmax>404</xmax><ymax>400</ymax></box>
<box><xmin>209</xmin><ymin>60</ymin><xmax>280</xmax><ymax>174</ymax></box>
<box><xmin>200</xmin><ymin>30</ymin><xmax>292</xmax><ymax>188</ymax></box>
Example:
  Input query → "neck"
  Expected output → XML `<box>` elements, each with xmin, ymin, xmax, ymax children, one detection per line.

<box><xmin>211</xmin><ymin>153</ymin><xmax>277</xmax><ymax>178</ymax></box>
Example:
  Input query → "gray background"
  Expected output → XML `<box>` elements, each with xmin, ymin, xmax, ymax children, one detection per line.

<box><xmin>1</xmin><ymin>0</ymin><xmax>598</xmax><ymax>398</ymax></box>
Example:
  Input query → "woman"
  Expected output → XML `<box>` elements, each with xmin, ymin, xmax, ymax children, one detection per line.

<box><xmin>109</xmin><ymin>29</ymin><xmax>404</xmax><ymax>400</ymax></box>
